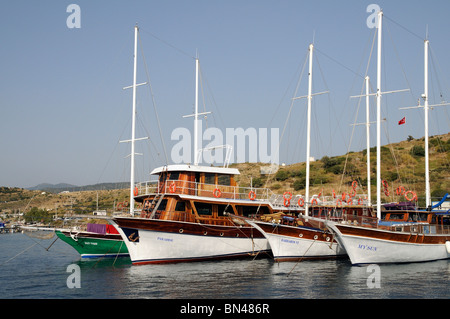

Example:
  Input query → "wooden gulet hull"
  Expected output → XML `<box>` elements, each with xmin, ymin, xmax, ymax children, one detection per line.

<box><xmin>247</xmin><ymin>220</ymin><xmax>346</xmax><ymax>262</ymax></box>
<box><xmin>326</xmin><ymin>222</ymin><xmax>450</xmax><ymax>265</ymax></box>
<box><xmin>111</xmin><ymin>217</ymin><xmax>271</xmax><ymax>264</ymax></box>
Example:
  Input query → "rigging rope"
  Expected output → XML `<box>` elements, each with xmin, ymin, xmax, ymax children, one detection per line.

<box><xmin>138</xmin><ymin>31</ymin><xmax>169</xmax><ymax>166</ymax></box>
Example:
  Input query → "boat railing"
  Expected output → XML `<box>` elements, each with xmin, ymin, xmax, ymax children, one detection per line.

<box><xmin>334</xmin><ymin>213</ymin><xmax>379</xmax><ymax>227</ymax></box>
<box><xmin>383</xmin><ymin>222</ymin><xmax>450</xmax><ymax>235</ymax></box>
<box><xmin>135</xmin><ymin>180</ymin><xmax>372</xmax><ymax>209</ymax></box>
<box><xmin>334</xmin><ymin>213</ymin><xmax>450</xmax><ymax>234</ymax></box>
<box><xmin>269</xmin><ymin>193</ymin><xmax>371</xmax><ymax>209</ymax></box>
<box><xmin>135</xmin><ymin>180</ymin><xmax>275</xmax><ymax>202</ymax></box>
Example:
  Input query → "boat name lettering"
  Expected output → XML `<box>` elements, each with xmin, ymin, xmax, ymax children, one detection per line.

<box><xmin>157</xmin><ymin>236</ymin><xmax>173</xmax><ymax>242</ymax></box>
<box><xmin>85</xmin><ymin>242</ymin><xmax>98</xmax><ymax>246</ymax></box>
<box><xmin>281</xmin><ymin>238</ymin><xmax>299</xmax><ymax>244</ymax></box>
<box><xmin>358</xmin><ymin>243</ymin><xmax>377</xmax><ymax>251</ymax></box>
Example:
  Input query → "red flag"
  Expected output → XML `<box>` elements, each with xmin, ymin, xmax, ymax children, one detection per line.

<box><xmin>398</xmin><ymin>117</ymin><xmax>406</xmax><ymax>125</ymax></box>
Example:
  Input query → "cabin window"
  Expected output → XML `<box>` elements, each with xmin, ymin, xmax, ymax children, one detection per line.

<box><xmin>217</xmin><ymin>204</ymin><xmax>232</xmax><ymax>217</ymax></box>
<box><xmin>311</xmin><ymin>208</ymin><xmax>322</xmax><ymax>217</ymax></box>
<box><xmin>194</xmin><ymin>202</ymin><xmax>212</xmax><ymax>215</ymax></box>
<box><xmin>442</xmin><ymin>217</ymin><xmax>450</xmax><ymax>225</ymax></box>
<box><xmin>204</xmin><ymin>173</ymin><xmax>215</xmax><ymax>184</ymax></box>
<box><xmin>241</xmin><ymin>205</ymin><xmax>260</xmax><ymax>217</ymax></box>
<box><xmin>159</xmin><ymin>173</ymin><xmax>167</xmax><ymax>183</ymax></box>
<box><xmin>168</xmin><ymin>172</ymin><xmax>180</xmax><ymax>180</ymax></box>
<box><xmin>389</xmin><ymin>213</ymin><xmax>404</xmax><ymax>220</ymax></box>
<box><xmin>175</xmin><ymin>201</ymin><xmax>186</xmax><ymax>212</ymax></box>
<box><xmin>218</xmin><ymin>174</ymin><xmax>231</xmax><ymax>185</ymax></box>
<box><xmin>156</xmin><ymin>199</ymin><xmax>167</xmax><ymax>211</ymax></box>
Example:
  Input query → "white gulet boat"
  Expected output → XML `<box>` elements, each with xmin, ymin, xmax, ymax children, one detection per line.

<box><xmin>325</xmin><ymin>10</ymin><xmax>450</xmax><ymax>265</ymax></box>
<box><xmin>108</xmin><ymin>25</ymin><xmax>274</xmax><ymax>264</ymax></box>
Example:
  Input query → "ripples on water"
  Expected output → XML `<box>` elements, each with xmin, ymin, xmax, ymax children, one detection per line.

<box><xmin>1</xmin><ymin>233</ymin><xmax>449</xmax><ymax>300</ymax></box>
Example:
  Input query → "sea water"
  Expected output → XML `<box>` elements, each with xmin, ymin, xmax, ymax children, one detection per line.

<box><xmin>1</xmin><ymin>233</ymin><xmax>449</xmax><ymax>301</ymax></box>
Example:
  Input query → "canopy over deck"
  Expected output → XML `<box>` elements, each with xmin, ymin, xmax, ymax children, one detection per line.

<box><xmin>150</xmin><ymin>164</ymin><xmax>240</xmax><ymax>176</ymax></box>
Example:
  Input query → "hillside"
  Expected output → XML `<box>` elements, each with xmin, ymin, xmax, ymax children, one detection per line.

<box><xmin>0</xmin><ymin>187</ymin><xmax>129</xmax><ymax>216</ymax></box>
<box><xmin>27</xmin><ymin>182</ymin><xmax>130</xmax><ymax>193</ymax></box>
<box><xmin>1</xmin><ymin>132</ymin><xmax>449</xmax><ymax>219</ymax></box>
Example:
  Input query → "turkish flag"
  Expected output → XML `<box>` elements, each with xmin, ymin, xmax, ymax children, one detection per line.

<box><xmin>398</xmin><ymin>117</ymin><xmax>406</xmax><ymax>125</ymax></box>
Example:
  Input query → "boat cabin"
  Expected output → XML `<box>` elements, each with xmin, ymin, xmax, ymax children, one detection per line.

<box><xmin>381</xmin><ymin>209</ymin><xmax>450</xmax><ymax>224</ymax></box>
<box><xmin>135</xmin><ymin>164</ymin><xmax>272</xmax><ymax>224</ymax></box>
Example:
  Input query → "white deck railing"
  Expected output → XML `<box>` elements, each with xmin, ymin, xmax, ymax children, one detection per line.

<box><xmin>134</xmin><ymin>180</ymin><xmax>371</xmax><ymax>208</ymax></box>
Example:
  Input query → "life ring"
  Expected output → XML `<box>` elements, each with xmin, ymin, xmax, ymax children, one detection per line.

<box><xmin>384</xmin><ymin>189</ymin><xmax>390</xmax><ymax>196</ymax></box>
<box><xmin>352</xmin><ymin>180</ymin><xmax>358</xmax><ymax>190</ymax></box>
<box><xmin>283</xmin><ymin>198</ymin><xmax>290</xmax><ymax>207</ymax></box>
<box><xmin>123</xmin><ymin>201</ymin><xmax>129</xmax><ymax>207</ymax></box>
<box><xmin>298</xmin><ymin>197</ymin><xmax>305</xmax><ymax>207</ymax></box>
<box><xmin>332</xmin><ymin>189</ymin><xmax>336</xmax><ymax>198</ymax></box>
<box><xmin>358</xmin><ymin>198</ymin><xmax>363</xmax><ymax>205</ymax></box>
<box><xmin>405</xmin><ymin>190</ymin><xmax>417</xmax><ymax>202</ymax></box>
<box><xmin>341</xmin><ymin>193</ymin><xmax>347</xmax><ymax>200</ymax></box>
<box><xmin>283</xmin><ymin>191</ymin><xmax>292</xmax><ymax>201</ymax></box>
<box><xmin>248</xmin><ymin>191</ymin><xmax>256</xmax><ymax>201</ymax></box>
<box><xmin>133</xmin><ymin>187</ymin><xmax>139</xmax><ymax>196</ymax></box>
<box><xmin>169</xmin><ymin>182</ymin><xmax>176</xmax><ymax>193</ymax></box>
<box><xmin>311</xmin><ymin>198</ymin><xmax>318</xmax><ymax>206</ymax></box>
<box><xmin>382</xmin><ymin>180</ymin><xmax>389</xmax><ymax>188</ymax></box>
<box><xmin>213</xmin><ymin>188</ymin><xmax>222</xmax><ymax>198</ymax></box>
<box><xmin>396</xmin><ymin>186</ymin><xmax>406</xmax><ymax>196</ymax></box>
<box><xmin>116</xmin><ymin>202</ymin><xmax>123</xmax><ymax>211</ymax></box>
<box><xmin>347</xmin><ymin>198</ymin><xmax>353</xmax><ymax>205</ymax></box>
<box><xmin>336</xmin><ymin>198</ymin><xmax>343</xmax><ymax>206</ymax></box>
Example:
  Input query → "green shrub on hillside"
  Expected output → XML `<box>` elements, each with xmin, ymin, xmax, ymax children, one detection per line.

<box><xmin>275</xmin><ymin>170</ymin><xmax>289</xmax><ymax>181</ymax></box>
<box><xmin>410</xmin><ymin>145</ymin><xmax>425</xmax><ymax>157</ymax></box>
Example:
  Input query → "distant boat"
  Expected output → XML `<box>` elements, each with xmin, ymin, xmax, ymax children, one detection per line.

<box><xmin>55</xmin><ymin>223</ymin><xmax>128</xmax><ymax>258</ymax></box>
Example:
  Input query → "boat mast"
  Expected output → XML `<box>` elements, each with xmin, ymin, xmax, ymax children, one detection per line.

<box><xmin>194</xmin><ymin>56</ymin><xmax>199</xmax><ymax>165</ymax></box>
<box><xmin>400</xmin><ymin>36</ymin><xmax>450</xmax><ymax>208</ymax></box>
<box><xmin>365</xmin><ymin>76</ymin><xmax>372</xmax><ymax>205</ymax></box>
<box><xmin>292</xmin><ymin>43</ymin><xmax>328</xmax><ymax>215</ymax></box>
<box><xmin>424</xmin><ymin>38</ymin><xmax>431</xmax><ymax>208</ymax></box>
<box><xmin>376</xmin><ymin>10</ymin><xmax>383</xmax><ymax>218</ymax></box>
<box><xmin>121</xmin><ymin>25</ymin><xmax>148</xmax><ymax>215</ymax></box>
<box><xmin>305</xmin><ymin>43</ymin><xmax>314</xmax><ymax>215</ymax></box>
<box><xmin>130</xmin><ymin>25</ymin><xmax>139</xmax><ymax>214</ymax></box>
<box><xmin>183</xmin><ymin>55</ymin><xmax>210</xmax><ymax>165</ymax></box>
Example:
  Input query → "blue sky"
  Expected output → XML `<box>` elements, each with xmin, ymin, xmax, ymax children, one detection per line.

<box><xmin>1</xmin><ymin>0</ymin><xmax>449</xmax><ymax>188</ymax></box>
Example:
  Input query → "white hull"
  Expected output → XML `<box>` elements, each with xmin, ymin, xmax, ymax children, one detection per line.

<box><xmin>248</xmin><ymin>220</ymin><xmax>346</xmax><ymax>261</ymax></box>
<box><xmin>110</xmin><ymin>220</ymin><xmax>269</xmax><ymax>264</ymax></box>
<box><xmin>327</xmin><ymin>222</ymin><xmax>450</xmax><ymax>265</ymax></box>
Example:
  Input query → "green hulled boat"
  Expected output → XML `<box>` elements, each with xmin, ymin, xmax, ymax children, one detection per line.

<box><xmin>56</xmin><ymin>223</ymin><xmax>129</xmax><ymax>258</ymax></box>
